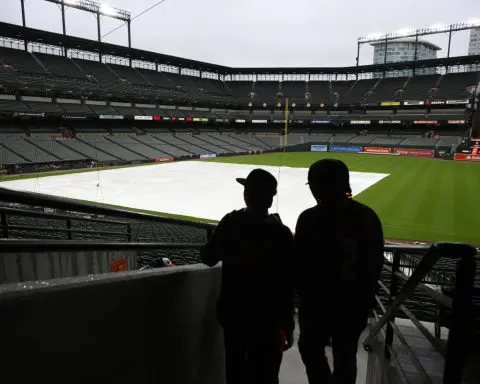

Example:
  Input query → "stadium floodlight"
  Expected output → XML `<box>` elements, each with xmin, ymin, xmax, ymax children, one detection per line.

<box><xmin>358</xmin><ymin>19</ymin><xmax>480</xmax><ymax>43</ymax></box>
<box><xmin>44</xmin><ymin>0</ymin><xmax>130</xmax><ymax>20</ymax></box>
<box><xmin>100</xmin><ymin>3</ymin><xmax>116</xmax><ymax>17</ymax></box>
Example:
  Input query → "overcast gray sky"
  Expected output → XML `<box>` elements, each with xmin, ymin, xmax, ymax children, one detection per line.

<box><xmin>1</xmin><ymin>0</ymin><xmax>478</xmax><ymax>67</ymax></box>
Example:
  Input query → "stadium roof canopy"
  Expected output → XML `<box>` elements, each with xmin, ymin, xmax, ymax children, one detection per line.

<box><xmin>1</xmin><ymin>22</ymin><xmax>479</xmax><ymax>75</ymax></box>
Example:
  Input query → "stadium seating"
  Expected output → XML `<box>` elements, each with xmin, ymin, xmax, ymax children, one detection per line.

<box><xmin>345</xmin><ymin>80</ymin><xmax>378</xmax><ymax>103</ymax></box>
<box><xmin>308</xmin><ymin>82</ymin><xmax>330</xmax><ymax>104</ymax></box>
<box><xmin>253</xmin><ymin>82</ymin><xmax>279</xmax><ymax>106</ymax></box>
<box><xmin>228</xmin><ymin>133</ymin><xmax>272</xmax><ymax>150</ymax></box>
<box><xmin>227</xmin><ymin>82</ymin><xmax>254</xmax><ymax>105</ymax></box>
<box><xmin>0</xmin><ymin>47</ymin><xmax>47</xmax><ymax>75</ymax></box>
<box><xmin>0</xmin><ymin>137</ymin><xmax>59</xmax><ymax>163</ymax></box>
<box><xmin>153</xmin><ymin>133</ymin><xmax>205</xmax><ymax>155</ymax></box>
<box><xmin>329</xmin><ymin>134</ymin><xmax>356</xmax><ymax>144</ymax></box>
<box><xmin>0</xmin><ymin>142</ymin><xmax>28</xmax><ymax>164</ymax></box>
<box><xmin>57</xmin><ymin>102</ymin><xmax>94</xmax><ymax>115</ymax></box>
<box><xmin>400</xmin><ymin>75</ymin><xmax>441</xmax><ymax>100</ymax></box>
<box><xmin>196</xmin><ymin>134</ymin><xmax>241</xmax><ymax>153</ymax></box>
<box><xmin>33</xmin><ymin>52</ymin><xmax>86</xmax><ymax>80</ymax></box>
<box><xmin>370</xmin><ymin>77</ymin><xmax>407</xmax><ymax>101</ymax></box>
<box><xmin>348</xmin><ymin>135</ymin><xmax>378</xmax><ymax>144</ymax></box>
<box><xmin>133</xmin><ymin>134</ymin><xmax>191</xmax><ymax>158</ymax></box>
<box><xmin>0</xmin><ymin>99</ymin><xmax>30</xmax><ymax>112</ymax></box>
<box><xmin>106</xmin><ymin>135</ymin><xmax>173</xmax><ymax>160</ymax></box>
<box><xmin>59</xmin><ymin>138</ymin><xmax>118</xmax><ymax>161</ymax></box>
<box><xmin>398</xmin><ymin>137</ymin><xmax>438</xmax><ymax>147</ymax></box>
<box><xmin>436</xmin><ymin>72</ymin><xmax>480</xmax><ymax>100</ymax></box>
<box><xmin>370</xmin><ymin>136</ymin><xmax>404</xmax><ymax>145</ymax></box>
<box><xmin>309</xmin><ymin>133</ymin><xmax>332</xmax><ymax>143</ymax></box>
<box><xmin>27</xmin><ymin>138</ymin><xmax>87</xmax><ymax>161</ymax></box>
<box><xmin>79</xmin><ymin>135</ymin><xmax>147</xmax><ymax>161</ymax></box>
<box><xmin>281</xmin><ymin>82</ymin><xmax>307</xmax><ymax>105</ymax></box>
<box><xmin>175</xmin><ymin>134</ymin><xmax>228</xmax><ymax>154</ymax></box>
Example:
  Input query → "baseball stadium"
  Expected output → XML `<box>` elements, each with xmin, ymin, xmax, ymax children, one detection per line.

<box><xmin>0</xmin><ymin>1</ymin><xmax>479</xmax><ymax>383</ymax></box>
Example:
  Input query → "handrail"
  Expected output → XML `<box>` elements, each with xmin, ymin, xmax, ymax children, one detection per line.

<box><xmin>0</xmin><ymin>187</ymin><xmax>216</xmax><ymax>231</ymax></box>
<box><xmin>364</xmin><ymin>242</ymin><xmax>477</xmax><ymax>384</ymax></box>
<box><xmin>365</xmin><ymin>243</ymin><xmax>474</xmax><ymax>344</ymax></box>
<box><xmin>0</xmin><ymin>239</ymin><xmax>204</xmax><ymax>252</ymax></box>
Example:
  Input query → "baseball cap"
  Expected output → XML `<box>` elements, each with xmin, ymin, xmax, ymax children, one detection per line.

<box><xmin>307</xmin><ymin>159</ymin><xmax>352</xmax><ymax>195</ymax></box>
<box><xmin>236</xmin><ymin>168</ymin><xmax>277</xmax><ymax>196</ymax></box>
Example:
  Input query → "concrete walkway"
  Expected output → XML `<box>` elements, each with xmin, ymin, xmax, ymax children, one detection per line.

<box><xmin>279</xmin><ymin>319</ymin><xmax>368</xmax><ymax>384</ymax></box>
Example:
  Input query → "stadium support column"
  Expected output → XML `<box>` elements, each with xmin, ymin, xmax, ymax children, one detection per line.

<box><xmin>447</xmin><ymin>27</ymin><xmax>453</xmax><ymax>58</ymax></box>
<box><xmin>383</xmin><ymin>37</ymin><xmax>388</xmax><ymax>78</ymax></box>
<box><xmin>413</xmin><ymin>33</ymin><xmax>419</xmax><ymax>76</ymax></box>
<box><xmin>127</xmin><ymin>20</ymin><xmax>132</xmax><ymax>67</ymax></box>
<box><xmin>356</xmin><ymin>42</ymin><xmax>360</xmax><ymax>80</ymax></box>
<box><xmin>97</xmin><ymin>12</ymin><xmax>102</xmax><ymax>62</ymax></box>
<box><xmin>61</xmin><ymin>1</ymin><xmax>67</xmax><ymax>57</ymax></box>
<box><xmin>446</xmin><ymin>27</ymin><xmax>453</xmax><ymax>73</ymax></box>
<box><xmin>20</xmin><ymin>0</ymin><xmax>27</xmax><ymax>50</ymax></box>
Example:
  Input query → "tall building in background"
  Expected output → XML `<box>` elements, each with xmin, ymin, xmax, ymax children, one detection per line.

<box><xmin>468</xmin><ymin>28</ymin><xmax>480</xmax><ymax>56</ymax></box>
<box><xmin>371</xmin><ymin>39</ymin><xmax>440</xmax><ymax>77</ymax></box>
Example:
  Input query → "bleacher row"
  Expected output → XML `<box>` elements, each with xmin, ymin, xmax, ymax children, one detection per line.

<box><xmin>0</xmin><ymin>133</ymin><xmax>275</xmax><ymax>165</ymax></box>
<box><xmin>3</xmin><ymin>207</ymin><xmax>208</xmax><ymax>266</ymax></box>
<box><xmin>0</xmin><ymin>131</ymin><xmax>461</xmax><ymax>165</ymax></box>
<box><xmin>1</xmin><ymin>47</ymin><xmax>479</xmax><ymax>105</ymax></box>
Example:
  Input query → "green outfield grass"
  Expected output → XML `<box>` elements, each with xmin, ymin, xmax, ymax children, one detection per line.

<box><xmin>208</xmin><ymin>153</ymin><xmax>480</xmax><ymax>245</ymax></box>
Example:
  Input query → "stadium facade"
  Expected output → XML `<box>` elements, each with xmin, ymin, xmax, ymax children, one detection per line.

<box><xmin>371</xmin><ymin>39</ymin><xmax>440</xmax><ymax>76</ymax></box>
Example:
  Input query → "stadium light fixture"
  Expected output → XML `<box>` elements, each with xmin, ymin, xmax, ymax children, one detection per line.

<box><xmin>358</xmin><ymin>19</ymin><xmax>480</xmax><ymax>43</ymax></box>
<box><xmin>100</xmin><ymin>3</ymin><xmax>116</xmax><ymax>17</ymax></box>
<box><xmin>44</xmin><ymin>0</ymin><xmax>130</xmax><ymax>20</ymax></box>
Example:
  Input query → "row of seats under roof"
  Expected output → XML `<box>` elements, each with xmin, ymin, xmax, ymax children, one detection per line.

<box><xmin>1</xmin><ymin>47</ymin><xmax>478</xmax><ymax>105</ymax></box>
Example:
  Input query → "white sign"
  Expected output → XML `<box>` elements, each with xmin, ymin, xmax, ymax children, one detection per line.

<box><xmin>446</xmin><ymin>100</ymin><xmax>469</xmax><ymax>105</ymax></box>
<box><xmin>99</xmin><ymin>115</ymin><xmax>124</xmax><ymax>120</ymax></box>
<box><xmin>351</xmin><ymin>120</ymin><xmax>371</xmax><ymax>125</ymax></box>
<box><xmin>379</xmin><ymin>120</ymin><xmax>401</xmax><ymax>124</ymax></box>
<box><xmin>403</xmin><ymin>101</ymin><xmax>424</xmax><ymax>106</ymax></box>
<box><xmin>134</xmin><ymin>116</ymin><xmax>153</xmax><ymax>120</ymax></box>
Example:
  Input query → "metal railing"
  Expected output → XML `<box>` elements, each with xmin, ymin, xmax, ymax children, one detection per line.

<box><xmin>365</xmin><ymin>243</ymin><xmax>478</xmax><ymax>384</ymax></box>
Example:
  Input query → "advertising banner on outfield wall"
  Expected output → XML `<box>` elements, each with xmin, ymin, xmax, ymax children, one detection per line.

<box><xmin>394</xmin><ymin>148</ymin><xmax>434</xmax><ymax>158</ymax></box>
<box><xmin>364</xmin><ymin>147</ymin><xmax>391</xmax><ymax>154</ymax></box>
<box><xmin>330</xmin><ymin>145</ymin><xmax>362</xmax><ymax>153</ymax></box>
<box><xmin>200</xmin><ymin>153</ymin><xmax>217</xmax><ymax>159</ymax></box>
<box><xmin>311</xmin><ymin>145</ymin><xmax>328</xmax><ymax>152</ymax></box>
<box><xmin>454</xmin><ymin>153</ymin><xmax>480</xmax><ymax>161</ymax></box>
<box><xmin>156</xmin><ymin>157</ymin><xmax>174</xmax><ymax>163</ymax></box>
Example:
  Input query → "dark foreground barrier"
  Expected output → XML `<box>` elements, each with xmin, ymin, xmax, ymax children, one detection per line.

<box><xmin>0</xmin><ymin>264</ymin><xmax>224</xmax><ymax>384</ymax></box>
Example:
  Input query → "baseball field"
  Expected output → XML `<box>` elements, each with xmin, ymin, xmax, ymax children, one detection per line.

<box><xmin>208</xmin><ymin>152</ymin><xmax>480</xmax><ymax>245</ymax></box>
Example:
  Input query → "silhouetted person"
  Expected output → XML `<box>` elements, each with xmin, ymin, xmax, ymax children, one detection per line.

<box><xmin>201</xmin><ymin>168</ymin><xmax>295</xmax><ymax>384</ymax></box>
<box><xmin>295</xmin><ymin>159</ymin><xmax>384</xmax><ymax>384</ymax></box>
